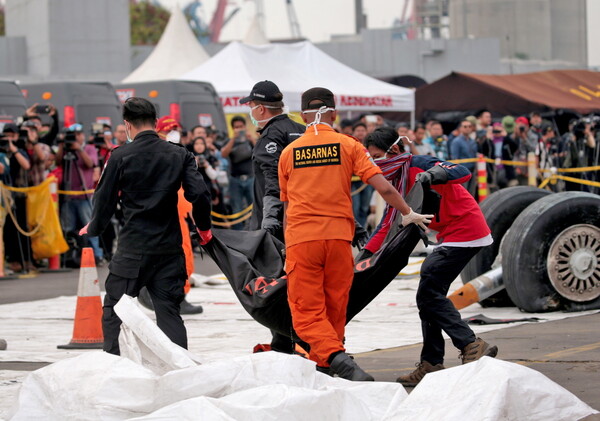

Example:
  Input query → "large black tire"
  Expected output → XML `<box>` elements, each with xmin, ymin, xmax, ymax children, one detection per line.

<box><xmin>461</xmin><ymin>186</ymin><xmax>552</xmax><ymax>306</ymax></box>
<box><xmin>502</xmin><ymin>192</ymin><xmax>600</xmax><ymax>313</ymax></box>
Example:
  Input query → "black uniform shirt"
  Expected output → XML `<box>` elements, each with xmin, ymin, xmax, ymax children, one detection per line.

<box><xmin>87</xmin><ymin>130</ymin><xmax>211</xmax><ymax>255</ymax></box>
<box><xmin>250</xmin><ymin>114</ymin><xmax>305</xmax><ymax>230</ymax></box>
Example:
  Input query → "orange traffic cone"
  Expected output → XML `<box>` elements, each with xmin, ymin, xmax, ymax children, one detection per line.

<box><xmin>58</xmin><ymin>247</ymin><xmax>103</xmax><ymax>349</ymax></box>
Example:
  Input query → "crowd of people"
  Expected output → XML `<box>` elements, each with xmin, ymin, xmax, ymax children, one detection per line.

<box><xmin>342</xmin><ymin>110</ymin><xmax>599</xmax><ymax>230</ymax></box>
<box><xmin>6</xmin><ymin>81</ymin><xmax>599</xmax><ymax>386</ymax></box>
<box><xmin>1</xmin><ymin>102</ymin><xmax>598</xmax><ymax>276</ymax></box>
<box><xmin>0</xmin><ymin>105</ymin><xmax>256</xmax><ymax>274</ymax></box>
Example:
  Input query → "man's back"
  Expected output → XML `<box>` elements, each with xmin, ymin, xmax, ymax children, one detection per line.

<box><xmin>90</xmin><ymin>130</ymin><xmax>208</xmax><ymax>255</ymax></box>
<box><xmin>279</xmin><ymin>125</ymin><xmax>380</xmax><ymax>247</ymax></box>
<box><xmin>251</xmin><ymin>114</ymin><xmax>305</xmax><ymax>230</ymax></box>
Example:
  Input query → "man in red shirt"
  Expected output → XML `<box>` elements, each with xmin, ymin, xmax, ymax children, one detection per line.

<box><xmin>364</xmin><ymin>126</ymin><xmax>498</xmax><ymax>387</ymax></box>
<box><xmin>279</xmin><ymin>88</ymin><xmax>432</xmax><ymax>381</ymax></box>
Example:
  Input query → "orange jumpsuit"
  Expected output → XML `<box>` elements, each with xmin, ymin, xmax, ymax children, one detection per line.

<box><xmin>278</xmin><ymin>124</ymin><xmax>381</xmax><ymax>367</ymax></box>
<box><xmin>178</xmin><ymin>188</ymin><xmax>194</xmax><ymax>294</ymax></box>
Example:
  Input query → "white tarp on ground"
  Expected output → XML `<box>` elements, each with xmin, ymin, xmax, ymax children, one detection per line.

<box><xmin>6</xmin><ymin>295</ymin><xmax>598</xmax><ymax>421</ymax></box>
<box><xmin>179</xmin><ymin>41</ymin><xmax>415</xmax><ymax>114</ymax></box>
<box><xmin>2</xmin><ymin>265</ymin><xmax>600</xmax><ymax>418</ymax></box>
<box><xmin>122</xmin><ymin>7</ymin><xmax>210</xmax><ymax>83</ymax></box>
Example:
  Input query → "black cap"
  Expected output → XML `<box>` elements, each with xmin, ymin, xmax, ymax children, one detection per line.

<box><xmin>239</xmin><ymin>80</ymin><xmax>283</xmax><ymax>104</ymax></box>
<box><xmin>2</xmin><ymin>123</ymin><xmax>18</xmax><ymax>133</ymax></box>
<box><xmin>301</xmin><ymin>87</ymin><xmax>335</xmax><ymax>110</ymax></box>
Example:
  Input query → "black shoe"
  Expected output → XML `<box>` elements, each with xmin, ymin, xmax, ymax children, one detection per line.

<box><xmin>330</xmin><ymin>352</ymin><xmax>374</xmax><ymax>381</ymax></box>
<box><xmin>316</xmin><ymin>365</ymin><xmax>333</xmax><ymax>376</ymax></box>
<box><xmin>137</xmin><ymin>287</ymin><xmax>154</xmax><ymax>311</ymax></box>
<box><xmin>180</xmin><ymin>299</ymin><xmax>204</xmax><ymax>314</ymax></box>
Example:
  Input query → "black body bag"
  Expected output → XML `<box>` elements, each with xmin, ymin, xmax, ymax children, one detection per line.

<box><xmin>201</xmin><ymin>182</ymin><xmax>441</xmax><ymax>339</ymax></box>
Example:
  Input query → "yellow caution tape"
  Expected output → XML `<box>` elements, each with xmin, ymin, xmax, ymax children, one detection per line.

<box><xmin>57</xmin><ymin>189</ymin><xmax>95</xmax><ymax>195</ymax></box>
<box><xmin>212</xmin><ymin>210</ymin><xmax>252</xmax><ymax>227</ymax></box>
<box><xmin>448</xmin><ymin>158</ymin><xmax>478</xmax><ymax>164</ymax></box>
<box><xmin>211</xmin><ymin>204</ymin><xmax>253</xmax><ymax>220</ymax></box>
<box><xmin>538</xmin><ymin>175</ymin><xmax>600</xmax><ymax>189</ymax></box>
<box><xmin>556</xmin><ymin>165</ymin><xmax>600</xmax><ymax>173</ymax></box>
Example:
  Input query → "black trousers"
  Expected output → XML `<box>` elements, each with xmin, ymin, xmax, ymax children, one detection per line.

<box><xmin>417</xmin><ymin>246</ymin><xmax>481</xmax><ymax>365</ymax></box>
<box><xmin>102</xmin><ymin>252</ymin><xmax>187</xmax><ymax>355</ymax></box>
<box><xmin>4</xmin><ymin>195</ymin><xmax>32</xmax><ymax>264</ymax></box>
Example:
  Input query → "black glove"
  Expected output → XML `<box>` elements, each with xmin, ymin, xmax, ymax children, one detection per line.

<box><xmin>352</xmin><ymin>220</ymin><xmax>369</xmax><ymax>249</ymax></box>
<box><xmin>263</xmin><ymin>216</ymin><xmax>281</xmax><ymax>235</ymax></box>
<box><xmin>262</xmin><ymin>195</ymin><xmax>282</xmax><ymax>235</ymax></box>
<box><xmin>415</xmin><ymin>164</ymin><xmax>448</xmax><ymax>189</ymax></box>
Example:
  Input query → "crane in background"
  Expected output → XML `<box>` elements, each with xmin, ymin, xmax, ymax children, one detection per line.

<box><xmin>252</xmin><ymin>0</ymin><xmax>302</xmax><ymax>39</ymax></box>
<box><xmin>184</xmin><ymin>0</ymin><xmax>240</xmax><ymax>44</ymax></box>
<box><xmin>183</xmin><ymin>0</ymin><xmax>302</xmax><ymax>44</ymax></box>
<box><xmin>285</xmin><ymin>0</ymin><xmax>301</xmax><ymax>39</ymax></box>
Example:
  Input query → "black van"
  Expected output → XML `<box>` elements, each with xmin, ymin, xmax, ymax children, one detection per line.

<box><xmin>0</xmin><ymin>81</ymin><xmax>27</xmax><ymax>127</ymax></box>
<box><xmin>20</xmin><ymin>81</ymin><xmax>122</xmax><ymax>132</ymax></box>
<box><xmin>114</xmin><ymin>80</ymin><xmax>227</xmax><ymax>132</ymax></box>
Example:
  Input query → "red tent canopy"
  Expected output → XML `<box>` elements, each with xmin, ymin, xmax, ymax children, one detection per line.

<box><xmin>416</xmin><ymin>70</ymin><xmax>600</xmax><ymax>119</ymax></box>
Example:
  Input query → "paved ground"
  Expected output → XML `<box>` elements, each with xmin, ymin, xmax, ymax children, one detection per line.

<box><xmin>355</xmin><ymin>312</ymin><xmax>600</xmax><ymax>417</ymax></box>
<box><xmin>1</xmin><ymin>253</ymin><xmax>599</xmax><ymax>419</ymax></box>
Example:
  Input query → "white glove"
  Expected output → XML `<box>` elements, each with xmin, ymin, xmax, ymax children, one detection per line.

<box><xmin>401</xmin><ymin>208</ymin><xmax>433</xmax><ymax>230</ymax></box>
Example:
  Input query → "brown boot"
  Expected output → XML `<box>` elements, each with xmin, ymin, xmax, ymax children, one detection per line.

<box><xmin>396</xmin><ymin>361</ymin><xmax>445</xmax><ymax>387</ymax></box>
<box><xmin>460</xmin><ymin>338</ymin><xmax>498</xmax><ymax>364</ymax></box>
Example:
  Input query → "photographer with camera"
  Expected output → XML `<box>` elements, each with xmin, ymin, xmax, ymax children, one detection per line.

<box><xmin>512</xmin><ymin>116</ymin><xmax>539</xmax><ymax>184</ymax></box>
<box><xmin>21</xmin><ymin>121</ymin><xmax>52</xmax><ymax>187</ymax></box>
<box><xmin>1</xmin><ymin>123</ymin><xmax>34</xmax><ymax>273</ymax></box>
<box><xmin>23</xmin><ymin>103</ymin><xmax>60</xmax><ymax>146</ymax></box>
<box><xmin>190</xmin><ymin>136</ymin><xmax>222</xmax><ymax>209</ymax></box>
<box><xmin>563</xmin><ymin>119</ymin><xmax>598</xmax><ymax>191</ymax></box>
<box><xmin>90</xmin><ymin>123</ymin><xmax>116</xmax><ymax>173</ymax></box>
<box><xmin>56</xmin><ymin>124</ymin><xmax>104</xmax><ymax>266</ymax></box>
<box><xmin>0</xmin><ymin>134</ymin><xmax>11</xmax><ymax>185</ymax></box>
<box><xmin>220</xmin><ymin>116</ymin><xmax>255</xmax><ymax>230</ymax></box>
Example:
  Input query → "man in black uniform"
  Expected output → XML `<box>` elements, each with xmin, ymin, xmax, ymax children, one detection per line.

<box><xmin>83</xmin><ymin>97</ymin><xmax>212</xmax><ymax>355</ymax></box>
<box><xmin>239</xmin><ymin>80</ymin><xmax>305</xmax><ymax>354</ymax></box>
<box><xmin>240</xmin><ymin>80</ymin><xmax>305</xmax><ymax>240</ymax></box>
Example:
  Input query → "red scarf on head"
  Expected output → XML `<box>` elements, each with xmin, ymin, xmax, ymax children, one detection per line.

<box><xmin>371</xmin><ymin>152</ymin><xmax>413</xmax><ymax>246</ymax></box>
<box><xmin>376</xmin><ymin>151</ymin><xmax>412</xmax><ymax>195</ymax></box>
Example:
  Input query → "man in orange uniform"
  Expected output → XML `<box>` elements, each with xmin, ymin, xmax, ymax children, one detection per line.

<box><xmin>278</xmin><ymin>88</ymin><xmax>433</xmax><ymax>381</ymax></box>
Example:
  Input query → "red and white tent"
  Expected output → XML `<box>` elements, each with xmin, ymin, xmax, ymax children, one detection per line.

<box><xmin>180</xmin><ymin>41</ymin><xmax>414</xmax><ymax>114</ymax></box>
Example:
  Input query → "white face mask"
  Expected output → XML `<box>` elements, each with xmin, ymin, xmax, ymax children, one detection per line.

<box><xmin>248</xmin><ymin>104</ymin><xmax>284</xmax><ymax>128</ymax></box>
<box><xmin>166</xmin><ymin>130</ymin><xmax>181</xmax><ymax>143</ymax></box>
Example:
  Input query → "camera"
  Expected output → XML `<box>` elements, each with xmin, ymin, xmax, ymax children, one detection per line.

<box><xmin>90</xmin><ymin>123</ymin><xmax>106</xmax><ymax>147</ymax></box>
<box><xmin>16</xmin><ymin>129</ymin><xmax>28</xmax><ymax>149</ymax></box>
<box><xmin>0</xmin><ymin>136</ymin><xmax>10</xmax><ymax>153</ymax></box>
<box><xmin>60</xmin><ymin>130</ymin><xmax>77</xmax><ymax>149</ymax></box>
<box><xmin>195</xmin><ymin>154</ymin><xmax>207</xmax><ymax>167</ymax></box>
<box><xmin>518</xmin><ymin>126</ymin><xmax>526</xmax><ymax>133</ymax></box>
<box><xmin>35</xmin><ymin>104</ymin><xmax>51</xmax><ymax>114</ymax></box>
<box><xmin>579</xmin><ymin>115</ymin><xmax>600</xmax><ymax>131</ymax></box>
